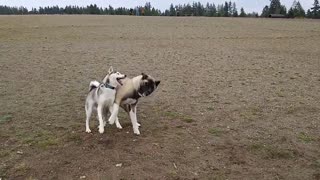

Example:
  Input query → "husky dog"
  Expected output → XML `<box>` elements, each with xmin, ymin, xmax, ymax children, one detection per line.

<box><xmin>107</xmin><ymin>73</ymin><xmax>160</xmax><ymax>135</ymax></box>
<box><xmin>85</xmin><ymin>66</ymin><xmax>126</xmax><ymax>134</ymax></box>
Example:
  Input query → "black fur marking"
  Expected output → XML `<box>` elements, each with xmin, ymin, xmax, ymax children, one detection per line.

<box><xmin>89</xmin><ymin>86</ymin><xmax>96</xmax><ymax>92</ymax></box>
<box><xmin>138</xmin><ymin>79</ymin><xmax>158</xmax><ymax>97</ymax></box>
<box><xmin>155</xmin><ymin>80</ymin><xmax>160</xmax><ymax>87</ymax></box>
<box><xmin>141</xmin><ymin>73</ymin><xmax>148</xmax><ymax>80</ymax></box>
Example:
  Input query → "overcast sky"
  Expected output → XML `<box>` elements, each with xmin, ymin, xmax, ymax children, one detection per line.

<box><xmin>0</xmin><ymin>0</ymin><xmax>314</xmax><ymax>13</ymax></box>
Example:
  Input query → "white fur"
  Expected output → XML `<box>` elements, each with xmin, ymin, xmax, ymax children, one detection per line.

<box><xmin>108</xmin><ymin>103</ymin><xmax>119</xmax><ymax>126</ymax></box>
<box><xmin>89</xmin><ymin>81</ymin><xmax>100</xmax><ymax>90</ymax></box>
<box><xmin>85</xmin><ymin>68</ymin><xmax>125</xmax><ymax>134</ymax></box>
<box><xmin>129</xmin><ymin>106</ymin><xmax>140</xmax><ymax>135</ymax></box>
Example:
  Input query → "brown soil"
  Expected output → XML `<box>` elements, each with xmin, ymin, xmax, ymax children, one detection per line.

<box><xmin>0</xmin><ymin>15</ymin><xmax>319</xmax><ymax>180</ymax></box>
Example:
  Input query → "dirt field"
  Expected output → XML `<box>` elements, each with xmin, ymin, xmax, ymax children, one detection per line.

<box><xmin>0</xmin><ymin>15</ymin><xmax>319</xmax><ymax>179</ymax></box>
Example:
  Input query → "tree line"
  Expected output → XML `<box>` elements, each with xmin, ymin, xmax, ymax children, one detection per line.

<box><xmin>0</xmin><ymin>0</ymin><xmax>319</xmax><ymax>18</ymax></box>
<box><xmin>261</xmin><ymin>0</ymin><xmax>320</xmax><ymax>18</ymax></box>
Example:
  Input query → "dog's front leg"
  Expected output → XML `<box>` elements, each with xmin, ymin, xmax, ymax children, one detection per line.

<box><xmin>108</xmin><ymin>103</ymin><xmax>119</xmax><ymax>125</ymax></box>
<box><xmin>97</xmin><ymin>104</ymin><xmax>105</xmax><ymax>134</ymax></box>
<box><xmin>129</xmin><ymin>105</ymin><xmax>140</xmax><ymax>135</ymax></box>
<box><xmin>109</xmin><ymin>105</ymin><xmax>122</xmax><ymax>129</ymax></box>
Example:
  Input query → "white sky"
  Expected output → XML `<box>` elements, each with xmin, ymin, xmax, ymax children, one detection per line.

<box><xmin>0</xmin><ymin>0</ymin><xmax>314</xmax><ymax>13</ymax></box>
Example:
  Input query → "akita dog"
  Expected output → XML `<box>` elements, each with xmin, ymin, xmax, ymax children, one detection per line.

<box><xmin>106</xmin><ymin>73</ymin><xmax>160</xmax><ymax>135</ymax></box>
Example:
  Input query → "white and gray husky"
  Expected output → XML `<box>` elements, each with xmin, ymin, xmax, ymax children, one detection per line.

<box><xmin>106</xmin><ymin>73</ymin><xmax>160</xmax><ymax>135</ymax></box>
<box><xmin>85</xmin><ymin>66</ymin><xmax>126</xmax><ymax>134</ymax></box>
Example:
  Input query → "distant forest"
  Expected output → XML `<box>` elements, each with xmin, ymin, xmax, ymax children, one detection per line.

<box><xmin>0</xmin><ymin>0</ymin><xmax>319</xmax><ymax>18</ymax></box>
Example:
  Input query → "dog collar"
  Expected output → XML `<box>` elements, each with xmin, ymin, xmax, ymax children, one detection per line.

<box><xmin>104</xmin><ymin>83</ymin><xmax>115</xmax><ymax>90</ymax></box>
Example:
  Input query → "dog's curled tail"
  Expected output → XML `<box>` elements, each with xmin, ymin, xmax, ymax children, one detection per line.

<box><xmin>89</xmin><ymin>80</ymin><xmax>100</xmax><ymax>91</ymax></box>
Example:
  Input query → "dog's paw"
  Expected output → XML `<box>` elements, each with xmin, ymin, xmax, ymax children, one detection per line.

<box><xmin>108</xmin><ymin>120</ymin><xmax>114</xmax><ymax>125</ymax></box>
<box><xmin>116</xmin><ymin>124</ymin><xmax>123</xmax><ymax>129</ymax></box>
<box><xmin>137</xmin><ymin>123</ymin><xmax>141</xmax><ymax>127</ymax></box>
<box><xmin>133</xmin><ymin>129</ymin><xmax>140</xmax><ymax>135</ymax></box>
<box><xmin>98</xmin><ymin>126</ymin><xmax>104</xmax><ymax>134</ymax></box>
<box><xmin>86</xmin><ymin>129</ymin><xmax>92</xmax><ymax>133</ymax></box>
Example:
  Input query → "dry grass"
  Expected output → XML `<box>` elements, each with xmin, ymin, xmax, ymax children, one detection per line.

<box><xmin>0</xmin><ymin>15</ymin><xmax>319</xmax><ymax>179</ymax></box>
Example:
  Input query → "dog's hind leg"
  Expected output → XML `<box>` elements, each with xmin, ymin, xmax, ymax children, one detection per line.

<box><xmin>97</xmin><ymin>103</ymin><xmax>105</xmax><ymax>134</ymax></box>
<box><xmin>85</xmin><ymin>103</ymin><xmax>92</xmax><ymax>133</ymax></box>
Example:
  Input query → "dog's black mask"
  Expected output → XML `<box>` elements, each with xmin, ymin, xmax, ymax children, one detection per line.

<box><xmin>138</xmin><ymin>73</ymin><xmax>160</xmax><ymax>97</ymax></box>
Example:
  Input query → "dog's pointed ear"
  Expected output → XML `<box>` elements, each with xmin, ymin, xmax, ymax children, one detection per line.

<box><xmin>108</xmin><ymin>66</ymin><xmax>114</xmax><ymax>74</ymax></box>
<box><xmin>141</xmin><ymin>73</ymin><xmax>148</xmax><ymax>80</ymax></box>
<box><xmin>155</xmin><ymin>80</ymin><xmax>160</xmax><ymax>87</ymax></box>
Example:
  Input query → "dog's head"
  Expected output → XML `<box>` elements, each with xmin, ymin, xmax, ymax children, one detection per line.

<box><xmin>137</xmin><ymin>73</ymin><xmax>160</xmax><ymax>97</ymax></box>
<box><xmin>106</xmin><ymin>66</ymin><xmax>126</xmax><ymax>87</ymax></box>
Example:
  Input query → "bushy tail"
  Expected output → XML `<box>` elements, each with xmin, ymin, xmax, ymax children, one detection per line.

<box><xmin>89</xmin><ymin>80</ymin><xmax>100</xmax><ymax>91</ymax></box>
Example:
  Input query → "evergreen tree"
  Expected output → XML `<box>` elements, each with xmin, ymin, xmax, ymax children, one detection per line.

<box><xmin>232</xmin><ymin>2</ymin><xmax>238</xmax><ymax>17</ymax></box>
<box><xmin>212</xmin><ymin>3</ymin><xmax>217</xmax><ymax>16</ymax></box>
<box><xmin>217</xmin><ymin>4</ymin><xmax>224</xmax><ymax>17</ymax></box>
<box><xmin>169</xmin><ymin>4</ymin><xmax>175</xmax><ymax>16</ymax></box>
<box><xmin>239</xmin><ymin>7</ymin><xmax>246</xmax><ymax>17</ymax></box>
<box><xmin>144</xmin><ymin>2</ymin><xmax>152</xmax><ymax>16</ymax></box>
<box><xmin>224</xmin><ymin>2</ymin><xmax>229</xmax><ymax>17</ymax></box>
<box><xmin>289</xmin><ymin>1</ymin><xmax>305</xmax><ymax>17</ymax></box>
<box><xmin>280</xmin><ymin>5</ymin><xmax>287</xmax><ymax>15</ymax></box>
<box><xmin>306</xmin><ymin>9</ymin><xmax>312</xmax><ymax>18</ymax></box>
<box><xmin>228</xmin><ymin>1</ymin><xmax>233</xmax><ymax>16</ymax></box>
<box><xmin>109</xmin><ymin>5</ymin><xmax>114</xmax><ymax>15</ymax></box>
<box><xmin>269</xmin><ymin>0</ymin><xmax>281</xmax><ymax>14</ymax></box>
<box><xmin>311</xmin><ymin>0</ymin><xmax>320</xmax><ymax>18</ymax></box>
<box><xmin>261</xmin><ymin>5</ymin><xmax>270</xmax><ymax>17</ymax></box>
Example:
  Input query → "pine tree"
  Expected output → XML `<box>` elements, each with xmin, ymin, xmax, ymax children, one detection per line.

<box><xmin>239</xmin><ymin>7</ymin><xmax>246</xmax><ymax>17</ymax></box>
<box><xmin>280</xmin><ymin>5</ymin><xmax>287</xmax><ymax>15</ymax></box>
<box><xmin>224</xmin><ymin>2</ymin><xmax>229</xmax><ymax>17</ymax></box>
<box><xmin>306</xmin><ymin>9</ymin><xmax>312</xmax><ymax>17</ymax></box>
<box><xmin>232</xmin><ymin>2</ymin><xmax>238</xmax><ymax>17</ymax></box>
<box><xmin>261</xmin><ymin>5</ymin><xmax>270</xmax><ymax>17</ymax></box>
<box><xmin>269</xmin><ymin>0</ymin><xmax>281</xmax><ymax>14</ymax></box>
<box><xmin>288</xmin><ymin>0</ymin><xmax>304</xmax><ymax>18</ymax></box>
<box><xmin>169</xmin><ymin>4</ymin><xmax>175</xmax><ymax>16</ymax></box>
<box><xmin>311</xmin><ymin>0</ymin><xmax>320</xmax><ymax>18</ymax></box>
<box><xmin>228</xmin><ymin>1</ymin><xmax>232</xmax><ymax>16</ymax></box>
<box><xmin>212</xmin><ymin>3</ymin><xmax>217</xmax><ymax>16</ymax></box>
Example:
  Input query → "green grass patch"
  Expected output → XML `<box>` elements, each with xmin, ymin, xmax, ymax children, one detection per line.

<box><xmin>67</xmin><ymin>133</ymin><xmax>82</xmax><ymax>145</ymax></box>
<box><xmin>18</xmin><ymin>130</ymin><xmax>60</xmax><ymax>149</ymax></box>
<box><xmin>37</xmin><ymin>138</ymin><xmax>59</xmax><ymax>149</ymax></box>
<box><xmin>13</xmin><ymin>162</ymin><xmax>31</xmax><ymax>177</ymax></box>
<box><xmin>312</xmin><ymin>159</ymin><xmax>320</xmax><ymax>168</ymax></box>
<box><xmin>248</xmin><ymin>143</ymin><xmax>298</xmax><ymax>159</ymax></box>
<box><xmin>239</xmin><ymin>107</ymin><xmax>263</xmax><ymax>121</ymax></box>
<box><xmin>164</xmin><ymin>111</ymin><xmax>195</xmax><ymax>124</ymax></box>
<box><xmin>249</xmin><ymin>143</ymin><xmax>265</xmax><ymax>151</ymax></box>
<box><xmin>164</xmin><ymin>111</ymin><xmax>180</xmax><ymax>118</ymax></box>
<box><xmin>298</xmin><ymin>132</ymin><xmax>314</xmax><ymax>143</ymax></box>
<box><xmin>208</xmin><ymin>128</ymin><xmax>224</xmax><ymax>137</ymax></box>
<box><xmin>0</xmin><ymin>114</ymin><xmax>13</xmax><ymax>124</ymax></box>
<box><xmin>181</xmin><ymin>117</ymin><xmax>194</xmax><ymax>123</ymax></box>
<box><xmin>266</xmin><ymin>148</ymin><xmax>297</xmax><ymax>159</ymax></box>
<box><xmin>207</xmin><ymin>107</ymin><xmax>215</xmax><ymax>111</ymax></box>
<box><xmin>0</xmin><ymin>150</ymin><xmax>10</xmax><ymax>158</ymax></box>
